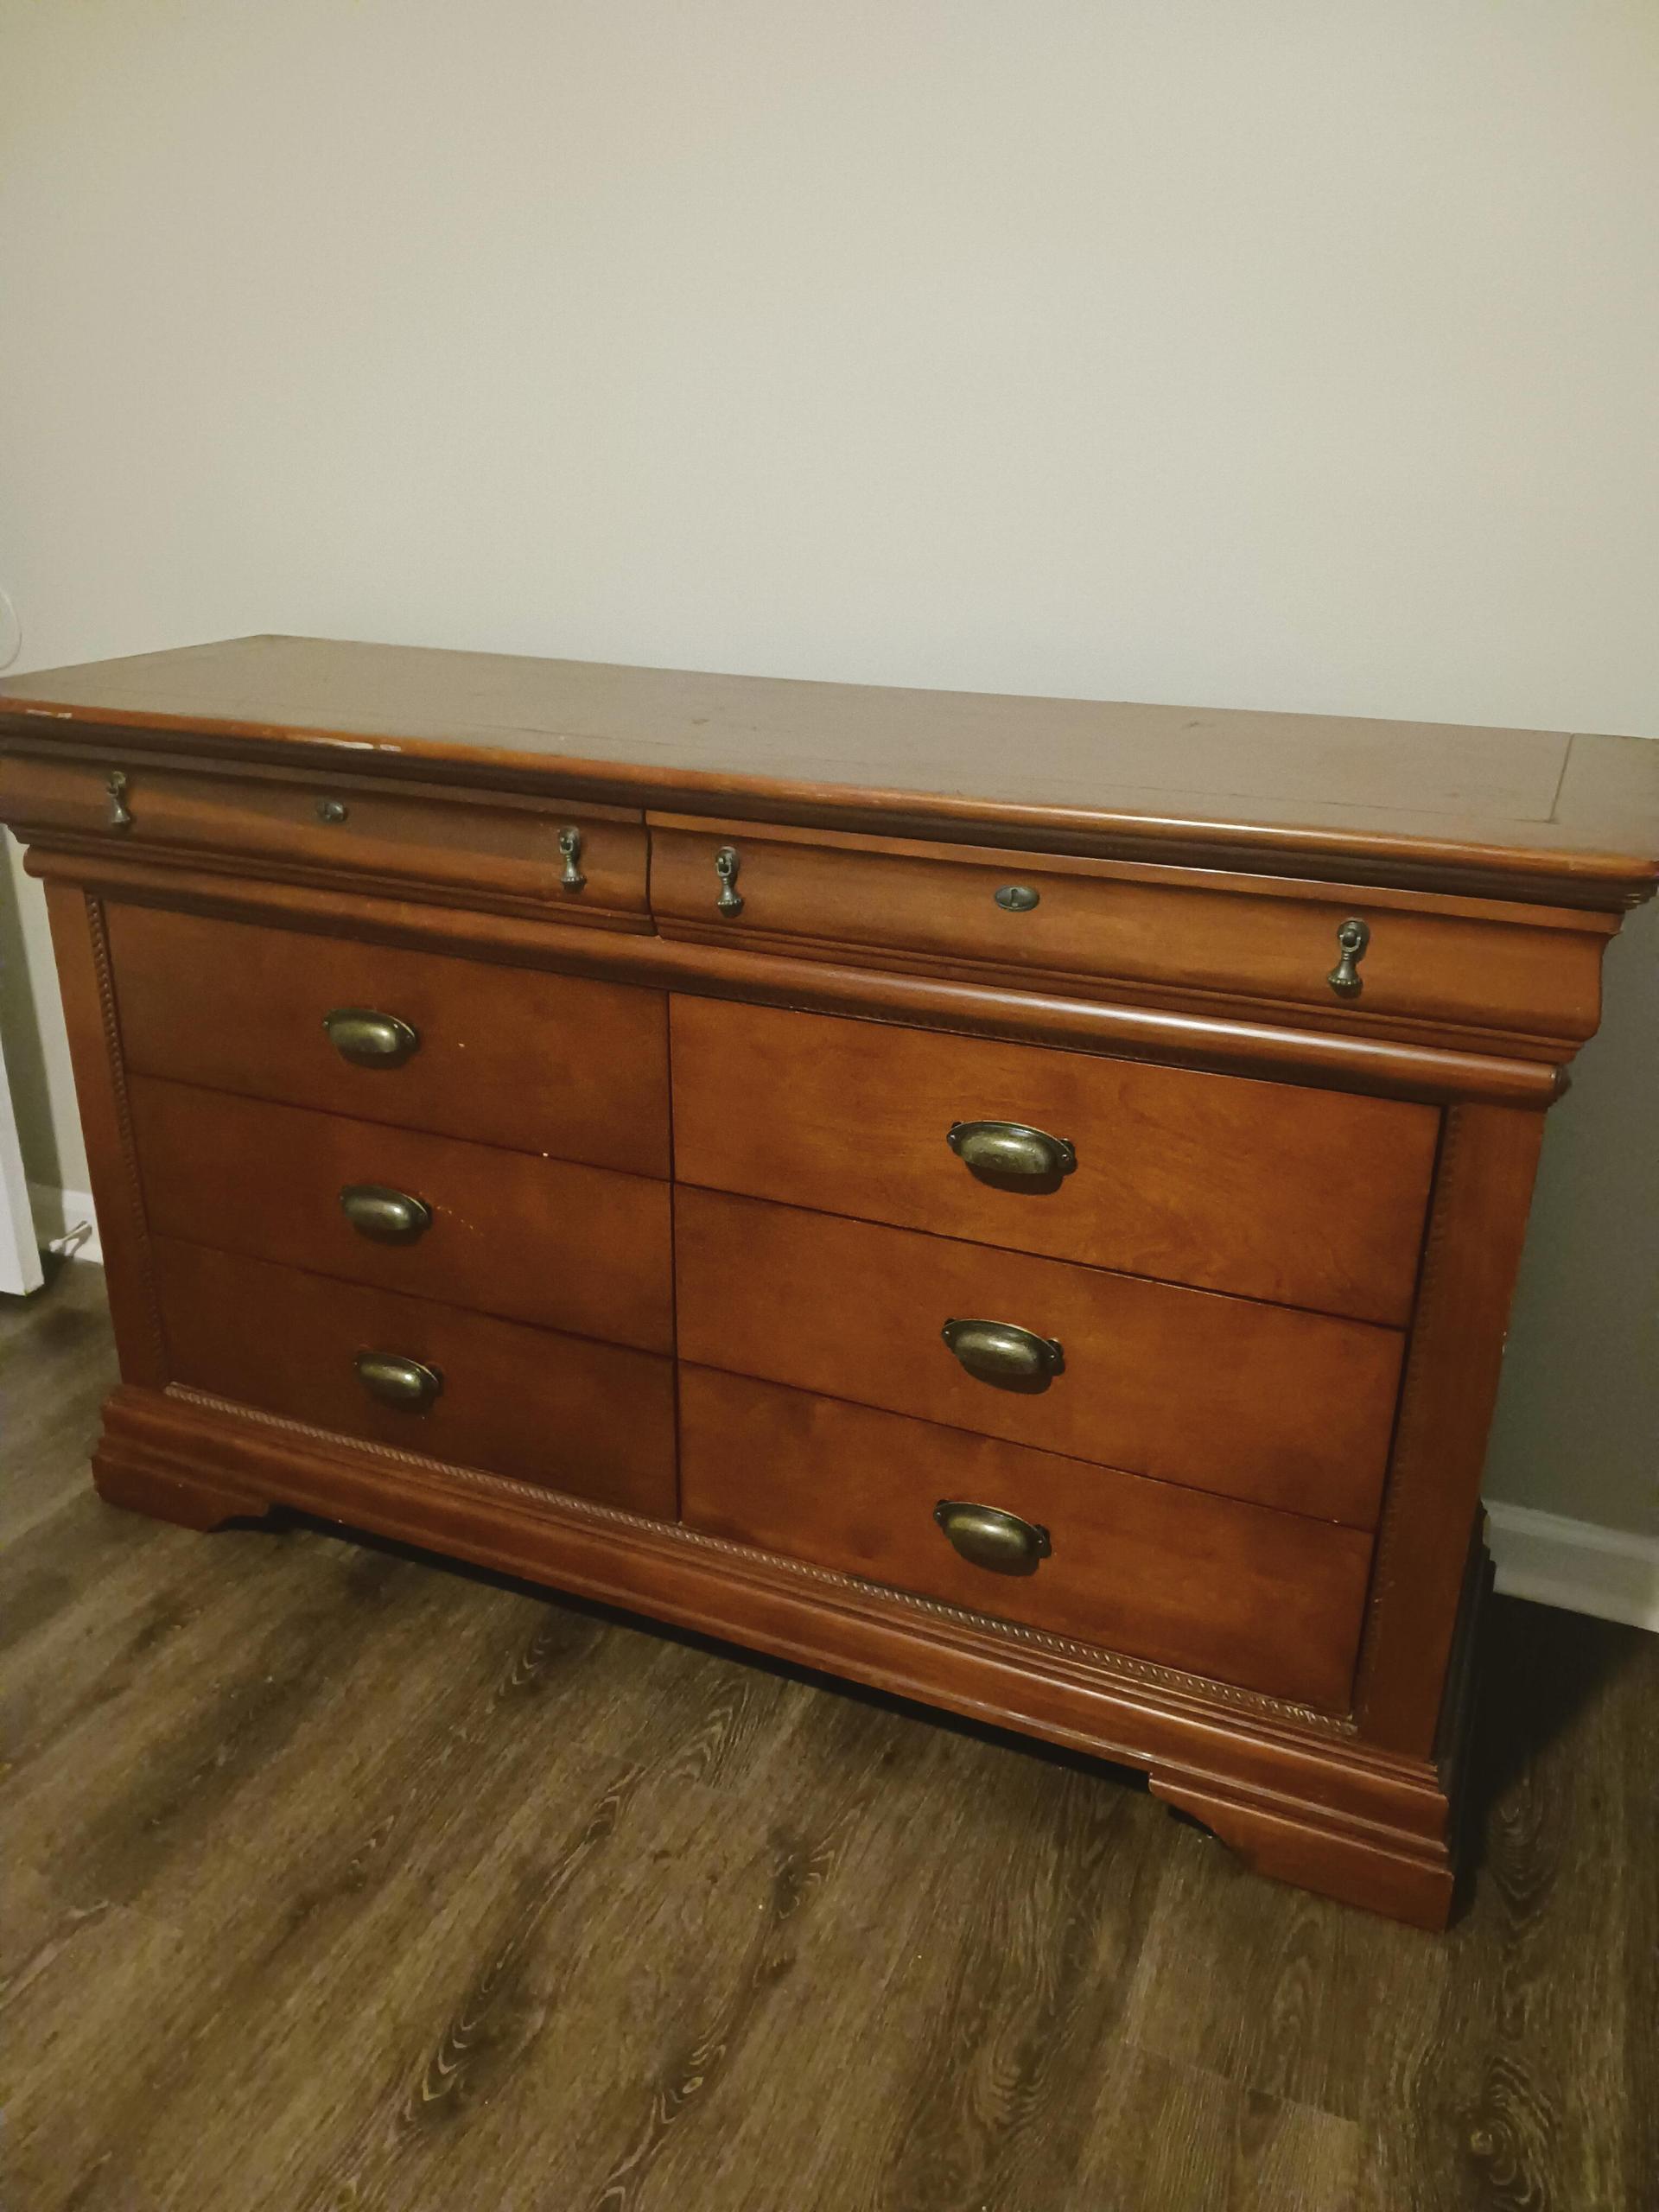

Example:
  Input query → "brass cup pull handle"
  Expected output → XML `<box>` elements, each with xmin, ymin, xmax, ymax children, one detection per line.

<box><xmin>948</xmin><ymin>1120</ymin><xmax>1077</xmax><ymax>1183</ymax></box>
<box><xmin>323</xmin><ymin>1007</ymin><xmax>420</xmax><ymax>1067</ymax></box>
<box><xmin>934</xmin><ymin>1499</ymin><xmax>1052</xmax><ymax>1577</ymax></box>
<box><xmin>941</xmin><ymin>1318</ymin><xmax>1065</xmax><ymax>1391</ymax></box>
<box><xmin>340</xmin><ymin>1184</ymin><xmax>433</xmax><ymax>1243</ymax></box>
<box><xmin>355</xmin><ymin>1351</ymin><xmax>442</xmax><ymax>1410</ymax></box>
<box><xmin>1326</xmin><ymin>916</ymin><xmax>1370</xmax><ymax>999</ymax></box>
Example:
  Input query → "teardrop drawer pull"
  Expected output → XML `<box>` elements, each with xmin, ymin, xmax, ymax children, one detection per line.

<box><xmin>1326</xmin><ymin>916</ymin><xmax>1370</xmax><ymax>998</ymax></box>
<box><xmin>340</xmin><ymin>1184</ymin><xmax>433</xmax><ymax>1243</ymax></box>
<box><xmin>948</xmin><ymin>1120</ymin><xmax>1077</xmax><ymax>1182</ymax></box>
<box><xmin>934</xmin><ymin>1499</ymin><xmax>1052</xmax><ymax>1576</ymax></box>
<box><xmin>322</xmin><ymin>1007</ymin><xmax>420</xmax><ymax>1066</ymax></box>
<box><xmin>557</xmin><ymin>824</ymin><xmax>587</xmax><ymax>891</ymax></box>
<box><xmin>355</xmin><ymin>1351</ymin><xmax>442</xmax><ymax>1409</ymax></box>
<box><xmin>941</xmin><ymin>1317</ymin><xmax>1065</xmax><ymax>1390</ymax></box>
<box><xmin>994</xmin><ymin>883</ymin><xmax>1040</xmax><ymax>912</ymax></box>
<box><xmin>715</xmin><ymin>844</ymin><xmax>744</xmax><ymax>917</ymax></box>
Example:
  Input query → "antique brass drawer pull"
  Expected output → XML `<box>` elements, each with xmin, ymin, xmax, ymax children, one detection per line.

<box><xmin>105</xmin><ymin>769</ymin><xmax>133</xmax><ymax>831</ymax></box>
<box><xmin>994</xmin><ymin>883</ymin><xmax>1039</xmax><ymax>912</ymax></box>
<box><xmin>1326</xmin><ymin>916</ymin><xmax>1370</xmax><ymax>999</ymax></box>
<box><xmin>355</xmin><ymin>1351</ymin><xmax>442</xmax><ymax>1409</ymax></box>
<box><xmin>941</xmin><ymin>1317</ymin><xmax>1065</xmax><ymax>1390</ymax></box>
<box><xmin>948</xmin><ymin>1120</ymin><xmax>1077</xmax><ymax>1182</ymax></box>
<box><xmin>934</xmin><ymin>1499</ymin><xmax>1052</xmax><ymax>1576</ymax></box>
<box><xmin>715</xmin><ymin>843</ymin><xmax>744</xmax><ymax>917</ymax></box>
<box><xmin>557</xmin><ymin>824</ymin><xmax>586</xmax><ymax>891</ymax></box>
<box><xmin>322</xmin><ymin>1007</ymin><xmax>420</xmax><ymax>1066</ymax></box>
<box><xmin>340</xmin><ymin>1184</ymin><xmax>433</xmax><ymax>1243</ymax></box>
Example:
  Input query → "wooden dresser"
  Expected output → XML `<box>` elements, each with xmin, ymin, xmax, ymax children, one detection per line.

<box><xmin>3</xmin><ymin>637</ymin><xmax>1654</xmax><ymax>1927</ymax></box>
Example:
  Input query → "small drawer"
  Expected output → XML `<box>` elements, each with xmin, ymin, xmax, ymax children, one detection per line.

<box><xmin>107</xmin><ymin>904</ymin><xmax>671</xmax><ymax>1177</ymax></box>
<box><xmin>153</xmin><ymin>1240</ymin><xmax>677</xmax><ymax>1516</ymax></box>
<box><xmin>674</xmin><ymin>1190</ymin><xmax>1402</xmax><ymax>1526</ymax></box>
<box><xmin>133</xmin><ymin>1078</ymin><xmax>673</xmax><ymax>1352</ymax></box>
<box><xmin>671</xmin><ymin>996</ymin><xmax>1438</xmax><ymax>1325</ymax></box>
<box><xmin>0</xmin><ymin>751</ymin><xmax>648</xmax><ymax>924</ymax></box>
<box><xmin>649</xmin><ymin>817</ymin><xmax>1611</xmax><ymax>1049</ymax></box>
<box><xmin>680</xmin><ymin>1368</ymin><xmax>1372</xmax><ymax>1709</ymax></box>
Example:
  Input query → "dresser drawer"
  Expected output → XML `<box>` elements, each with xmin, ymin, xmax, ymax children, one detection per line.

<box><xmin>133</xmin><ymin>1078</ymin><xmax>673</xmax><ymax>1352</ymax></box>
<box><xmin>650</xmin><ymin>817</ymin><xmax>1609</xmax><ymax>1048</ymax></box>
<box><xmin>153</xmin><ymin>1240</ymin><xmax>677</xmax><ymax>1515</ymax></box>
<box><xmin>675</xmin><ymin>1190</ymin><xmax>1401</xmax><ymax>1525</ymax></box>
<box><xmin>671</xmin><ymin>997</ymin><xmax>1437</xmax><ymax>1325</ymax></box>
<box><xmin>0</xmin><ymin>751</ymin><xmax>648</xmax><ymax>923</ymax></box>
<box><xmin>681</xmin><ymin>1368</ymin><xmax>1370</xmax><ymax>1709</ymax></box>
<box><xmin>107</xmin><ymin>904</ymin><xmax>671</xmax><ymax>1176</ymax></box>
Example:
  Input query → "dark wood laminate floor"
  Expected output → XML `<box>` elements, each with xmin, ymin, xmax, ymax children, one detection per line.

<box><xmin>3</xmin><ymin>1268</ymin><xmax>1654</xmax><ymax>2212</ymax></box>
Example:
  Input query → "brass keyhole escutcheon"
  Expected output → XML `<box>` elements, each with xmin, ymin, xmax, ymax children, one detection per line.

<box><xmin>994</xmin><ymin>883</ymin><xmax>1039</xmax><ymax>912</ymax></box>
<box><xmin>558</xmin><ymin>824</ymin><xmax>587</xmax><ymax>891</ymax></box>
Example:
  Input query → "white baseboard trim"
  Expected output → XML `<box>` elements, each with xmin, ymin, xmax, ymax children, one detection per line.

<box><xmin>1485</xmin><ymin>1501</ymin><xmax>1659</xmax><ymax>1632</ymax></box>
<box><xmin>26</xmin><ymin>1183</ymin><xmax>102</xmax><ymax>1267</ymax></box>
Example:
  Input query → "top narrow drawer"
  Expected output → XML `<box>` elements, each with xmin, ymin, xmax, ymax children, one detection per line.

<box><xmin>0</xmin><ymin>752</ymin><xmax>648</xmax><ymax>925</ymax></box>
<box><xmin>649</xmin><ymin>817</ymin><xmax>1611</xmax><ymax>1050</ymax></box>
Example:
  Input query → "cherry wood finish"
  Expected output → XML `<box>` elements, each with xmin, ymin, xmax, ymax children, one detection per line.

<box><xmin>130</xmin><ymin>1077</ymin><xmax>675</xmax><ymax>1352</ymax></box>
<box><xmin>5</xmin><ymin>635</ymin><xmax>1654</xmax><ymax>1927</ymax></box>
<box><xmin>27</xmin><ymin>842</ymin><xmax>1569</xmax><ymax>1106</ymax></box>
<box><xmin>677</xmin><ymin>1367</ymin><xmax>1372</xmax><ymax>1709</ymax></box>
<box><xmin>3</xmin><ymin>634</ymin><xmax>1656</xmax><ymax>904</ymax></box>
<box><xmin>671</xmin><ymin>995</ymin><xmax>1438</xmax><ymax>1324</ymax></box>
<box><xmin>105</xmin><ymin>901</ymin><xmax>671</xmax><ymax>1176</ymax></box>
<box><xmin>0</xmin><ymin>749</ymin><xmax>650</xmax><ymax>927</ymax></box>
<box><xmin>150</xmin><ymin>1240</ymin><xmax>677</xmax><ymax>1516</ymax></box>
<box><xmin>651</xmin><ymin>817</ymin><xmax>1614</xmax><ymax>1053</ymax></box>
<box><xmin>676</xmin><ymin>1188</ymin><xmax>1402</xmax><ymax>1525</ymax></box>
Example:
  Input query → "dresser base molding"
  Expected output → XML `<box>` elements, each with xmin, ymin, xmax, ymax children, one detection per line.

<box><xmin>92</xmin><ymin>1382</ymin><xmax>1471</xmax><ymax>1929</ymax></box>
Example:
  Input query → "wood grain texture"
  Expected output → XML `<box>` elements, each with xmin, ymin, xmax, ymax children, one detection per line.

<box><xmin>678</xmin><ymin>1366</ymin><xmax>1373</xmax><ymax>1710</ymax></box>
<box><xmin>149</xmin><ymin>1239</ymin><xmax>677</xmax><ymax>1516</ymax></box>
<box><xmin>22</xmin><ymin>844</ymin><xmax>1570</xmax><ymax>1104</ymax></box>
<box><xmin>1356</xmin><ymin>1103</ymin><xmax>1548</xmax><ymax>1754</ymax></box>
<box><xmin>675</xmin><ymin>1187</ymin><xmax>1403</xmax><ymax>1525</ymax></box>
<box><xmin>671</xmin><ymin>994</ymin><xmax>1440</xmax><ymax>1323</ymax></box>
<box><xmin>3</xmin><ymin>1271</ymin><xmax>1654</xmax><ymax>2212</ymax></box>
<box><xmin>105</xmin><ymin>899</ymin><xmax>673</xmax><ymax>1175</ymax></box>
<box><xmin>132</xmin><ymin>1075</ymin><xmax>674</xmax><ymax>1351</ymax></box>
<box><xmin>651</xmin><ymin>817</ymin><xmax>1612</xmax><ymax>1050</ymax></box>
<box><xmin>0</xmin><ymin>749</ymin><xmax>651</xmax><ymax>927</ymax></box>
<box><xmin>4</xmin><ymin>633</ymin><xmax>1656</xmax><ymax>904</ymax></box>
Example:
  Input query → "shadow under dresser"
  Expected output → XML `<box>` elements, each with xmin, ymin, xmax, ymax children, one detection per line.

<box><xmin>3</xmin><ymin>636</ymin><xmax>1654</xmax><ymax>1926</ymax></box>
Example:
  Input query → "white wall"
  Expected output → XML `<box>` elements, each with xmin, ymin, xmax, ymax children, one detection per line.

<box><xmin>3</xmin><ymin>3</ymin><xmax>1655</xmax><ymax>1541</ymax></box>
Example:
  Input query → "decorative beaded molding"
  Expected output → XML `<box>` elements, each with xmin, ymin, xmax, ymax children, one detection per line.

<box><xmin>160</xmin><ymin>1383</ymin><xmax>1352</xmax><ymax>1736</ymax></box>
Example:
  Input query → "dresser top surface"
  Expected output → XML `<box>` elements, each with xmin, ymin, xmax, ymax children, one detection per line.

<box><xmin>3</xmin><ymin>634</ymin><xmax>1655</xmax><ymax>905</ymax></box>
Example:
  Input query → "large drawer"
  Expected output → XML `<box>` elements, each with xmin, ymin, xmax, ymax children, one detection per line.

<box><xmin>649</xmin><ymin>817</ymin><xmax>1610</xmax><ymax>1049</ymax></box>
<box><xmin>674</xmin><ymin>1190</ymin><xmax>1402</xmax><ymax>1525</ymax></box>
<box><xmin>671</xmin><ymin>996</ymin><xmax>1437</xmax><ymax>1324</ymax></box>
<box><xmin>153</xmin><ymin>1240</ymin><xmax>677</xmax><ymax>1516</ymax></box>
<box><xmin>0</xmin><ymin>751</ymin><xmax>649</xmax><ymax>924</ymax></box>
<box><xmin>107</xmin><ymin>904</ymin><xmax>671</xmax><ymax>1176</ymax></box>
<box><xmin>679</xmin><ymin>1368</ymin><xmax>1371</xmax><ymax>1710</ymax></box>
<box><xmin>132</xmin><ymin>1077</ymin><xmax>673</xmax><ymax>1352</ymax></box>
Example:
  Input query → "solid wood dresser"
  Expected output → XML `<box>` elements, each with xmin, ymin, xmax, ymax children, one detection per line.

<box><xmin>3</xmin><ymin>637</ymin><xmax>1654</xmax><ymax>1927</ymax></box>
